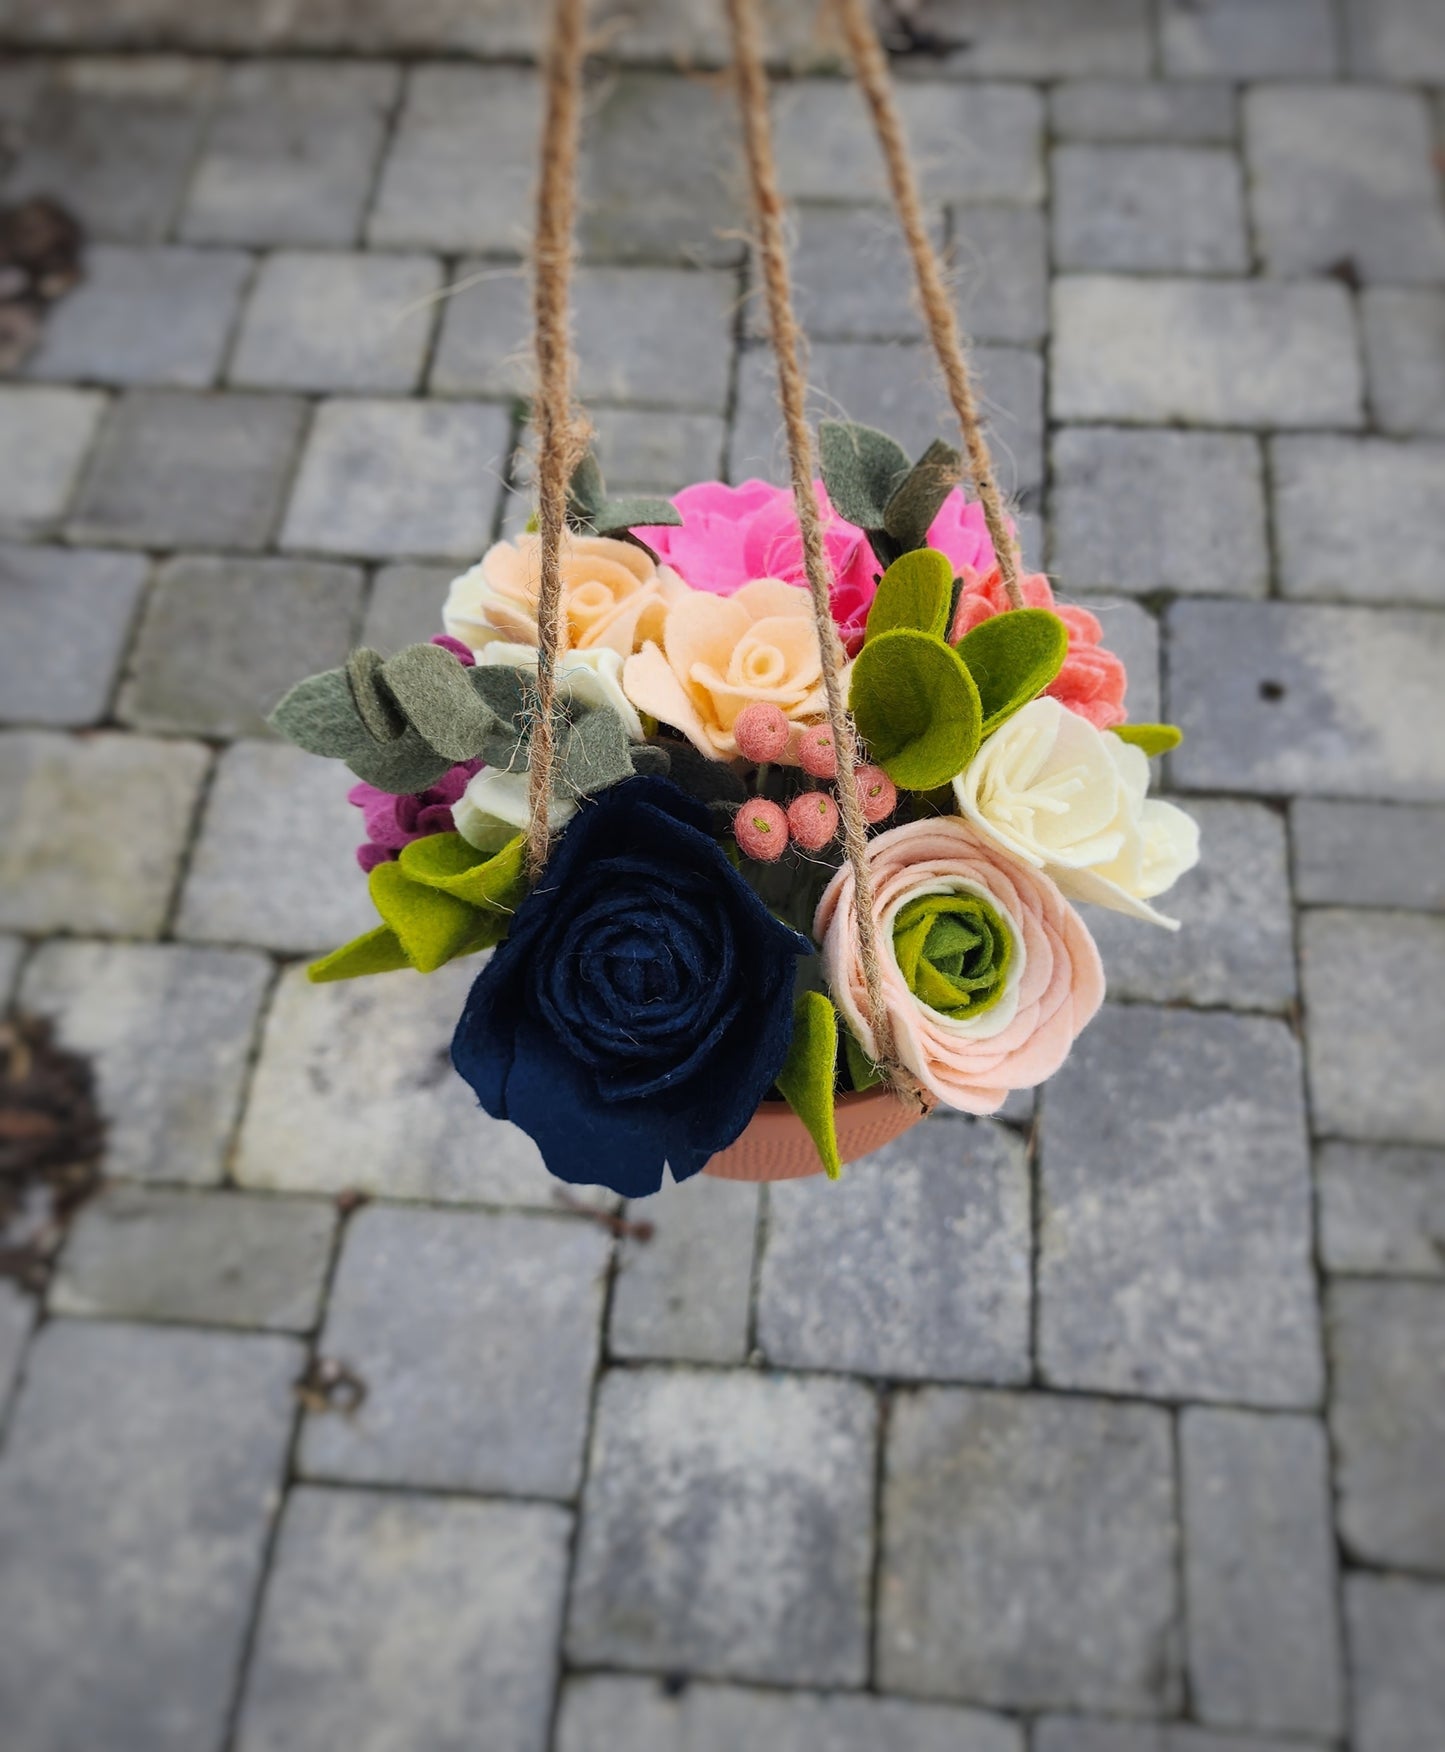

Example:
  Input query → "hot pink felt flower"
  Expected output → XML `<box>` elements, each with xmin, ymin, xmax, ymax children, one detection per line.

<box><xmin>815</xmin><ymin>817</ymin><xmax>1105</xmax><ymax>1114</ymax></box>
<box><xmin>349</xmin><ymin>760</ymin><xmax>480</xmax><ymax>873</ymax></box>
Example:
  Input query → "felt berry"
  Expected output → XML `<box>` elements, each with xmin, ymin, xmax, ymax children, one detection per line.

<box><xmin>733</xmin><ymin>798</ymin><xmax>790</xmax><ymax>861</ymax></box>
<box><xmin>855</xmin><ymin>764</ymin><xmax>897</xmax><ymax>824</ymax></box>
<box><xmin>787</xmin><ymin>790</ymin><xmax>840</xmax><ymax>852</ymax></box>
<box><xmin>797</xmin><ymin>723</ymin><xmax>839</xmax><ymax>778</ymax></box>
<box><xmin>733</xmin><ymin>701</ymin><xmax>791</xmax><ymax>763</ymax></box>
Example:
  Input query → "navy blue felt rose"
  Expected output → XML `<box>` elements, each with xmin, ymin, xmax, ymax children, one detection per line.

<box><xmin>451</xmin><ymin>776</ymin><xmax>809</xmax><ymax>1197</ymax></box>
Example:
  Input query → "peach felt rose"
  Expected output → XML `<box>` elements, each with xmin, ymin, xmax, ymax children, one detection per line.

<box><xmin>815</xmin><ymin>817</ymin><xmax>1105</xmax><ymax>1114</ymax></box>
<box><xmin>443</xmin><ymin>532</ymin><xmax>686</xmax><ymax>658</ymax></box>
<box><xmin>623</xmin><ymin>579</ymin><xmax>828</xmax><ymax>760</ymax></box>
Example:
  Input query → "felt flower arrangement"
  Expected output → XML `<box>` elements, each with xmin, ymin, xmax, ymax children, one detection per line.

<box><xmin>271</xmin><ymin>421</ymin><xmax>1199</xmax><ymax>1198</ymax></box>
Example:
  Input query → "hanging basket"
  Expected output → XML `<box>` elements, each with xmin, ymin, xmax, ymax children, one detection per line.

<box><xmin>705</xmin><ymin>1087</ymin><xmax>932</xmax><ymax>1183</ymax></box>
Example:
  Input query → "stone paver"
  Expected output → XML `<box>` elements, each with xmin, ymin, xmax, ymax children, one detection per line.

<box><xmin>1346</xmin><ymin>1574</ymin><xmax>1445</xmax><ymax>1752</ymax></box>
<box><xmin>949</xmin><ymin>204</ymin><xmax>1048</xmax><ymax>345</ymax></box>
<box><xmin>1160</xmin><ymin>0</ymin><xmax>1338</xmax><ymax>76</ymax></box>
<box><xmin>299</xmin><ymin>1206</ymin><xmax>607</xmax><ymax>1497</ymax></box>
<box><xmin>515</xmin><ymin>405</ymin><xmax>726</xmax><ymax>498</ymax></box>
<box><xmin>1360</xmin><ymin>288</ymin><xmax>1445</xmax><ymax>436</ymax></box>
<box><xmin>1049</xmin><ymin>428</ymin><xmax>1267</xmax><ymax>596</ymax></box>
<box><xmin>230</xmin><ymin>251</ymin><xmax>440</xmax><ymax>394</ymax></box>
<box><xmin>1272</xmin><ymin>437</ymin><xmax>1444</xmax><ymax>606</ymax></box>
<box><xmin>1168</xmin><ymin>601</ymin><xmax>1445</xmax><ymax>801</ymax></box>
<box><xmin>0</xmin><ymin>386</ymin><xmax>105</xmax><ymax>534</ymax></box>
<box><xmin>22</xmin><ymin>245</ymin><xmax>252</xmax><ymax>387</ymax></box>
<box><xmin>1318</xmin><ymin>1141</ymin><xmax>1445</xmax><ymax>1276</ymax></box>
<box><xmin>0</xmin><ymin>1320</ymin><xmax>300</xmax><ymax>1752</ymax></box>
<box><xmin>1051</xmin><ymin>146</ymin><xmax>1249</xmax><ymax>274</ymax></box>
<box><xmin>757</xmin><ymin>1119</ymin><xmax>1030</xmax><ymax>1383</ymax></box>
<box><xmin>0</xmin><ymin>731</ymin><xmax>208</xmax><ymax>936</ymax></box>
<box><xmin>21</xmin><ymin>939</ymin><xmax>270</xmax><ymax>1184</ymax></box>
<box><xmin>1052</xmin><ymin>277</ymin><xmax>1361</xmax><ymax>428</ymax></box>
<box><xmin>1035</xmin><ymin>1722</ymin><xmax>1332</xmax><ymax>1752</ymax></box>
<box><xmin>0</xmin><ymin>1281</ymin><xmax>35</xmax><ymax>1415</ymax></box>
<box><xmin>556</xmin><ymin>1676</ymin><xmax>1022</xmax><ymax>1752</ymax></box>
<box><xmin>50</xmin><ymin>1186</ymin><xmax>335</xmax><ymax>1331</ymax></box>
<box><xmin>1329</xmin><ymin>1278</ymin><xmax>1445</xmax><ymax>1569</ymax></box>
<box><xmin>1343</xmin><ymin>0</ymin><xmax>1445</xmax><ymax>80</ymax></box>
<box><xmin>0</xmin><ymin>934</ymin><xmax>23</xmax><ymax>1006</ymax></box>
<box><xmin>281</xmin><ymin>398</ymin><xmax>510</xmax><ymax>560</ymax></box>
<box><xmin>742</xmin><ymin>206</ymin><xmax>938</xmax><ymax>344</ymax></box>
<box><xmin>1301</xmin><ymin>910</ymin><xmax>1445</xmax><ymax>1144</ymax></box>
<box><xmin>119</xmin><ymin>554</ymin><xmax>364</xmax><ymax>738</ymax></box>
<box><xmin>609</xmin><ymin>1175</ymin><xmax>757</xmax><ymax>1367</ymax></box>
<box><xmin>1050</xmin><ymin>80</ymin><xmax>1237</xmax><ymax>145</ymax></box>
<box><xmin>236</xmin><ymin>1488</ymin><xmax>571</xmax><ymax>1752</ymax></box>
<box><xmin>183</xmin><ymin>60</ymin><xmax>398</xmax><ymax>246</ymax></box>
<box><xmin>1293</xmin><ymin>801</ymin><xmax>1445</xmax><ymax>911</ymax></box>
<box><xmin>890</xmin><ymin>0</ymin><xmax>1152</xmax><ymax>79</ymax></box>
<box><xmin>567</xmin><ymin>1368</ymin><xmax>877</xmax><ymax>1687</ymax></box>
<box><xmin>0</xmin><ymin>544</ymin><xmax>148</xmax><ymax>726</ymax></box>
<box><xmin>69</xmin><ymin>389</ymin><xmax>307</xmax><ymax>550</ymax></box>
<box><xmin>878</xmin><ymin>1388</ymin><xmax>1178</xmax><ymax>1711</ymax></box>
<box><xmin>1180</xmin><ymin>1408</ymin><xmax>1343</xmax><ymax>1736</ymax></box>
<box><xmin>360</xmin><ymin>562</ymin><xmax>454</xmax><ymax>653</ymax></box>
<box><xmin>1040</xmin><ymin>1006</ymin><xmax>1322</xmax><ymax>1405</ymax></box>
<box><xmin>176</xmin><ymin>740</ymin><xmax>377</xmax><ymax>954</ymax></box>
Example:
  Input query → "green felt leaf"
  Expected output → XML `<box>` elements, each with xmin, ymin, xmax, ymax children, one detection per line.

<box><xmin>892</xmin><ymin>891</ymin><xmax>1013</xmax><ymax>1020</ymax></box>
<box><xmin>594</xmin><ymin>495</ymin><xmax>682</xmax><ymax>533</ymax></box>
<box><xmin>399</xmin><ymin>832</ymin><xmax>528</xmax><ymax>918</ymax></box>
<box><xmin>629</xmin><ymin>744</ymin><xmax>672</xmax><ymax>778</ymax></box>
<box><xmin>850</xmin><ymin>628</ymin><xmax>983</xmax><ymax>791</ymax></box>
<box><xmin>269</xmin><ymin>666</ymin><xmax>365</xmax><ymax>760</ymax></box>
<box><xmin>470</xmin><ymin>665</ymin><xmax>530</xmax><ymax>726</ymax></box>
<box><xmin>347</xmin><ymin>648</ymin><xmax>406</xmax><ymax>745</ymax></box>
<box><xmin>882</xmin><ymin>439</ymin><xmax>959</xmax><ymax>553</ymax></box>
<box><xmin>1112</xmin><ymin>722</ymin><xmax>1183</xmax><ymax>757</ymax></box>
<box><xmin>843</xmin><ymin>1027</ymin><xmax>884</xmax><ymax>1094</ymax></box>
<box><xmin>819</xmin><ymin>419</ymin><xmax>911</xmax><ymax>530</ymax></box>
<box><xmin>865</xmin><ymin>548</ymin><xmax>954</xmax><ymax>643</ymax></box>
<box><xmin>558</xmin><ymin>705</ymin><xmax>638</xmax><ymax>799</ymax></box>
<box><xmin>369</xmin><ymin>860</ymin><xmax>493</xmax><ymax>974</ymax></box>
<box><xmin>382</xmin><ymin>643</ymin><xmax>497</xmax><ymax>761</ymax></box>
<box><xmin>567</xmin><ymin>452</ymin><xmax>606</xmax><ymax>520</ymax></box>
<box><xmin>775</xmin><ymin>990</ymin><xmax>842</xmax><ymax>1180</ymax></box>
<box><xmin>307</xmin><ymin>924</ymin><xmax>413</xmax><ymax>984</ymax></box>
<box><xmin>955</xmin><ymin>608</ymin><xmax>1069</xmax><ymax>735</ymax></box>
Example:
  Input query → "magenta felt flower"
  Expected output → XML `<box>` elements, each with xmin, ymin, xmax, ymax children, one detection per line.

<box><xmin>349</xmin><ymin>760</ymin><xmax>481</xmax><ymax>873</ymax></box>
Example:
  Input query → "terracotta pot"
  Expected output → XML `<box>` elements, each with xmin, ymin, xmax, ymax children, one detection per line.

<box><xmin>703</xmin><ymin>1086</ymin><xmax>930</xmax><ymax>1183</ymax></box>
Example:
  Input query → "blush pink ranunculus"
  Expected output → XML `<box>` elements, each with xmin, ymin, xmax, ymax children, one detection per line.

<box><xmin>815</xmin><ymin>817</ymin><xmax>1105</xmax><ymax>1114</ymax></box>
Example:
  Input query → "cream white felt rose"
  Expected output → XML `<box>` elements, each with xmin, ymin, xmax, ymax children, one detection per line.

<box><xmin>453</xmin><ymin>767</ymin><xmax>577</xmax><ymax>850</ymax></box>
<box><xmin>952</xmin><ymin>696</ymin><xmax>1200</xmax><ymax>928</ymax></box>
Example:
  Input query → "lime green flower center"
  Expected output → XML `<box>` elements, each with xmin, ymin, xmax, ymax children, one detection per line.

<box><xmin>891</xmin><ymin>890</ymin><xmax>1014</xmax><ymax>1020</ymax></box>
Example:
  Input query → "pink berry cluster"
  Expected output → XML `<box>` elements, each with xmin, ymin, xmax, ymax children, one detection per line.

<box><xmin>729</xmin><ymin>702</ymin><xmax>897</xmax><ymax>863</ymax></box>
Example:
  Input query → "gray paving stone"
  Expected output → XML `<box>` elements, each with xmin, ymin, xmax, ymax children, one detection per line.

<box><xmin>1181</xmin><ymin>1409</ymin><xmax>1343</xmax><ymax>1736</ymax></box>
<box><xmin>0</xmin><ymin>386</ymin><xmax>106</xmax><ymax>535</ymax></box>
<box><xmin>1343</xmin><ymin>0</ymin><xmax>1445</xmax><ymax>80</ymax></box>
<box><xmin>733</xmin><ymin>339</ymin><xmax>1042</xmax><ymax>502</ymax></box>
<box><xmin>1050</xmin><ymin>81</ymin><xmax>1237</xmax><ymax>145</ymax></box>
<box><xmin>742</xmin><ymin>205</ymin><xmax>938</xmax><ymax>344</ymax></box>
<box><xmin>1160</xmin><ymin>0</ymin><xmax>1338</xmax><ymax>75</ymax></box>
<box><xmin>182</xmin><ymin>60</ymin><xmax>398</xmax><ymax>246</ymax></box>
<box><xmin>0</xmin><ymin>1319</ymin><xmax>300</xmax><ymax>1752</ymax></box>
<box><xmin>281</xmin><ymin>398</ymin><xmax>509</xmax><ymax>561</ymax></box>
<box><xmin>1302</xmin><ymin>910</ymin><xmax>1445</xmax><ymax>1145</ymax></box>
<box><xmin>50</xmin><ymin>1186</ymin><xmax>334</xmax><ymax>1332</ymax></box>
<box><xmin>236</xmin><ymin>1487</ymin><xmax>571</xmax><ymax>1752</ymax></box>
<box><xmin>1346</xmin><ymin>1575</ymin><xmax>1445</xmax><ymax>1752</ymax></box>
<box><xmin>949</xmin><ymin>204</ymin><xmax>1048</xmax><ymax>344</ymax></box>
<box><xmin>878</xmin><ymin>1388</ymin><xmax>1179</xmax><ymax>1711</ymax></box>
<box><xmin>772</xmin><ymin>79</ymin><xmax>1043</xmax><ymax>206</ymax></box>
<box><xmin>69</xmin><ymin>389</ymin><xmax>307</xmax><ymax>551</ymax></box>
<box><xmin>369</xmin><ymin>65</ymin><xmax>540</xmax><ymax>253</ymax></box>
<box><xmin>1318</xmin><ymin>1141</ymin><xmax>1445</xmax><ymax>1277</ymax></box>
<box><xmin>1245</xmin><ymin>86</ymin><xmax>1445</xmax><ymax>284</ymax></box>
<box><xmin>434</xmin><ymin>263</ymin><xmax>736</xmax><ymax>410</ymax></box>
<box><xmin>175</xmin><ymin>741</ymin><xmax>378</xmax><ymax>954</ymax></box>
<box><xmin>1272</xmin><ymin>437</ymin><xmax>1445</xmax><ymax>606</ymax></box>
<box><xmin>1081</xmin><ymin>800</ymin><xmax>1295</xmax><ymax>1011</ymax></box>
<box><xmin>1052</xmin><ymin>277</ymin><xmax>1362</xmax><ymax>428</ymax></box>
<box><xmin>1329</xmin><ymin>1279</ymin><xmax>1445</xmax><ymax>1569</ymax></box>
<box><xmin>0</xmin><ymin>935</ymin><xmax>23</xmax><ymax>1007</ymax></box>
<box><xmin>234</xmin><ymin>958</ymin><xmax>602</xmax><ymax>1207</ymax></box>
<box><xmin>757</xmin><ymin>1118</ymin><xmax>1029</xmax><ymax>1383</ymax></box>
<box><xmin>516</xmin><ymin>405</ymin><xmax>726</xmax><ymax>497</ymax></box>
<box><xmin>0</xmin><ymin>1280</ymin><xmax>35</xmax><ymax>1416</ymax></box>
<box><xmin>1040</xmin><ymin>1006</ymin><xmax>1322</xmax><ymax>1406</ymax></box>
<box><xmin>230</xmin><ymin>251</ymin><xmax>440</xmax><ymax>394</ymax></box>
<box><xmin>1052</xmin><ymin>146</ymin><xmax>1249</xmax><ymax>274</ymax></box>
<box><xmin>556</xmin><ymin>1676</ymin><xmax>1022</xmax><ymax>1752</ymax></box>
<box><xmin>0</xmin><ymin>545</ymin><xmax>148</xmax><ymax>726</ymax></box>
<box><xmin>299</xmin><ymin>1205</ymin><xmax>608</xmax><ymax>1497</ymax></box>
<box><xmin>0</xmin><ymin>731</ymin><xmax>208</xmax><ymax>936</ymax></box>
<box><xmin>360</xmin><ymin>562</ymin><xmax>453</xmax><ymax>653</ymax></box>
<box><xmin>1167</xmin><ymin>601</ymin><xmax>1445</xmax><ymax>801</ymax></box>
<box><xmin>1049</xmin><ymin>428</ymin><xmax>1268</xmax><ymax>597</ymax></box>
<box><xmin>119</xmin><ymin>554</ymin><xmax>364</xmax><ymax>738</ymax></box>
<box><xmin>22</xmin><ymin>244</ymin><xmax>251</xmax><ymax>387</ymax></box>
<box><xmin>609</xmin><ymin>1176</ymin><xmax>757</xmax><ymax>1366</ymax></box>
<box><xmin>1034</xmin><ymin>1722</ymin><xmax>1331</xmax><ymax>1752</ymax></box>
<box><xmin>21</xmin><ymin>939</ymin><xmax>269</xmax><ymax>1185</ymax></box>
<box><xmin>0</xmin><ymin>56</ymin><xmax>214</xmax><ymax>241</ymax></box>
<box><xmin>881</xmin><ymin>0</ymin><xmax>1152</xmax><ymax>79</ymax></box>
<box><xmin>1078</xmin><ymin>594</ymin><xmax>1159</xmax><ymax>721</ymax></box>
<box><xmin>1361</xmin><ymin>288</ymin><xmax>1445</xmax><ymax>437</ymax></box>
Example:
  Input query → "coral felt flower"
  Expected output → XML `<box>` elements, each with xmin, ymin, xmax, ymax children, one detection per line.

<box><xmin>443</xmin><ymin>532</ymin><xmax>686</xmax><ymax>659</ymax></box>
<box><xmin>952</xmin><ymin>696</ymin><xmax>1201</xmax><ymax>927</ymax></box>
<box><xmin>815</xmin><ymin>816</ymin><xmax>1105</xmax><ymax>1113</ymax></box>
<box><xmin>623</xmin><ymin>578</ymin><xmax>828</xmax><ymax>761</ymax></box>
<box><xmin>450</xmin><ymin>776</ymin><xmax>809</xmax><ymax>1196</ymax></box>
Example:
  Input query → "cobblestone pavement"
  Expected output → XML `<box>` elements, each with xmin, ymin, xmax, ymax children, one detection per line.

<box><xmin>0</xmin><ymin>3</ymin><xmax>1442</xmax><ymax>1749</ymax></box>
